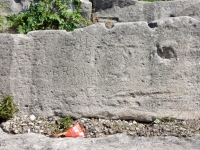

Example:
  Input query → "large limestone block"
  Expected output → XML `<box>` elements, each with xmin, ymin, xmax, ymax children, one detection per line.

<box><xmin>0</xmin><ymin>128</ymin><xmax>200</xmax><ymax>150</ymax></box>
<box><xmin>80</xmin><ymin>0</ymin><xmax>92</xmax><ymax>19</ymax></box>
<box><xmin>94</xmin><ymin>0</ymin><xmax>200</xmax><ymax>23</ymax></box>
<box><xmin>0</xmin><ymin>16</ymin><xmax>200</xmax><ymax>121</ymax></box>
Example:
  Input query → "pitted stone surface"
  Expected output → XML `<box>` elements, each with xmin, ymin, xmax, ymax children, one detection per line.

<box><xmin>93</xmin><ymin>0</ymin><xmax>200</xmax><ymax>23</ymax></box>
<box><xmin>80</xmin><ymin>0</ymin><xmax>92</xmax><ymax>19</ymax></box>
<box><xmin>0</xmin><ymin>0</ymin><xmax>31</xmax><ymax>15</ymax></box>
<box><xmin>0</xmin><ymin>16</ymin><xmax>200</xmax><ymax>121</ymax></box>
<box><xmin>92</xmin><ymin>0</ymin><xmax>137</xmax><ymax>11</ymax></box>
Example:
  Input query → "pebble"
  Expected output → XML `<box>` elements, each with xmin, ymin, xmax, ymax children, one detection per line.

<box><xmin>28</xmin><ymin>123</ymin><xmax>34</xmax><ymax>126</ymax></box>
<box><xmin>20</xmin><ymin>124</ymin><xmax>27</xmax><ymax>126</ymax></box>
<box><xmin>179</xmin><ymin>127</ymin><xmax>186</xmax><ymax>131</ymax></box>
<box><xmin>37</xmin><ymin>121</ymin><xmax>43</xmax><ymax>124</ymax></box>
<box><xmin>133</xmin><ymin>121</ymin><xmax>137</xmax><ymax>125</ymax></box>
<box><xmin>39</xmin><ymin>130</ymin><xmax>44</xmax><ymax>133</ymax></box>
<box><xmin>182</xmin><ymin>121</ymin><xmax>187</xmax><ymax>125</ymax></box>
<box><xmin>27</xmin><ymin>129</ymin><xmax>31</xmax><ymax>133</ymax></box>
<box><xmin>29</xmin><ymin>115</ymin><xmax>36</xmax><ymax>121</ymax></box>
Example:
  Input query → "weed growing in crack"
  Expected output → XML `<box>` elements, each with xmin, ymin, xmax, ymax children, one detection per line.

<box><xmin>0</xmin><ymin>95</ymin><xmax>19</xmax><ymax>120</ymax></box>
<box><xmin>51</xmin><ymin>116</ymin><xmax>74</xmax><ymax>134</ymax></box>
<box><xmin>6</xmin><ymin>0</ymin><xmax>92</xmax><ymax>34</ymax></box>
<box><xmin>154</xmin><ymin>117</ymin><xmax>176</xmax><ymax>124</ymax></box>
<box><xmin>0</xmin><ymin>2</ymin><xmax>10</xmax><ymax>32</ymax></box>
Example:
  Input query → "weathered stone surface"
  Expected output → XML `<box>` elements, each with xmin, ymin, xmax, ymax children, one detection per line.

<box><xmin>94</xmin><ymin>0</ymin><xmax>200</xmax><ymax>23</ymax></box>
<box><xmin>0</xmin><ymin>16</ymin><xmax>200</xmax><ymax>121</ymax></box>
<box><xmin>0</xmin><ymin>128</ymin><xmax>200</xmax><ymax>150</ymax></box>
<box><xmin>80</xmin><ymin>0</ymin><xmax>92</xmax><ymax>19</ymax></box>
<box><xmin>0</xmin><ymin>0</ymin><xmax>31</xmax><ymax>15</ymax></box>
<box><xmin>93</xmin><ymin>0</ymin><xmax>137</xmax><ymax>11</ymax></box>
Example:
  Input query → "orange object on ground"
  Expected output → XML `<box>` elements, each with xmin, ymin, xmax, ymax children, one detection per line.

<box><xmin>54</xmin><ymin>122</ymin><xmax>86</xmax><ymax>138</ymax></box>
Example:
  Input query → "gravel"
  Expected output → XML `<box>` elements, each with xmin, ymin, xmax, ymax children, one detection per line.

<box><xmin>1</xmin><ymin>115</ymin><xmax>200</xmax><ymax>138</ymax></box>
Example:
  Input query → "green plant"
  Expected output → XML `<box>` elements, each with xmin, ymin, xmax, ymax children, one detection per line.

<box><xmin>0</xmin><ymin>95</ymin><xmax>19</xmax><ymax>120</ymax></box>
<box><xmin>6</xmin><ymin>0</ymin><xmax>91</xmax><ymax>34</ymax></box>
<box><xmin>0</xmin><ymin>2</ymin><xmax>10</xmax><ymax>10</ymax></box>
<box><xmin>0</xmin><ymin>2</ymin><xmax>10</xmax><ymax>32</ymax></box>
<box><xmin>154</xmin><ymin>117</ymin><xmax>175</xmax><ymax>124</ymax></box>
<box><xmin>0</xmin><ymin>14</ymin><xmax>4</xmax><ymax>31</ymax></box>
<box><xmin>53</xmin><ymin>116</ymin><xmax>73</xmax><ymax>133</ymax></box>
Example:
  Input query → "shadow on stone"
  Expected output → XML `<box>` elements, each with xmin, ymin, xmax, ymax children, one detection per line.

<box><xmin>14</xmin><ymin>0</ymin><xmax>20</xmax><ymax>3</ymax></box>
<box><xmin>170</xmin><ymin>14</ymin><xmax>176</xmax><ymax>17</ymax></box>
<box><xmin>156</xmin><ymin>44</ymin><xmax>177</xmax><ymax>59</ymax></box>
<box><xmin>148</xmin><ymin>22</ymin><xmax>158</xmax><ymax>28</ymax></box>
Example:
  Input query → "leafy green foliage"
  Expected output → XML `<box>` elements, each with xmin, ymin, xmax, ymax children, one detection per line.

<box><xmin>0</xmin><ymin>2</ymin><xmax>10</xmax><ymax>10</ymax></box>
<box><xmin>6</xmin><ymin>0</ymin><xmax>91</xmax><ymax>34</ymax></box>
<box><xmin>73</xmin><ymin>0</ymin><xmax>82</xmax><ymax>7</ymax></box>
<box><xmin>0</xmin><ymin>2</ymin><xmax>10</xmax><ymax>32</ymax></box>
<box><xmin>53</xmin><ymin>116</ymin><xmax>73</xmax><ymax>133</ymax></box>
<box><xmin>0</xmin><ymin>15</ymin><xmax>4</xmax><ymax>31</ymax></box>
<box><xmin>0</xmin><ymin>95</ymin><xmax>19</xmax><ymax>120</ymax></box>
<box><xmin>154</xmin><ymin>118</ymin><xmax>162</xmax><ymax>124</ymax></box>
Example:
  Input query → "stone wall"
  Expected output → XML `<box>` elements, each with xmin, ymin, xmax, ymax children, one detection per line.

<box><xmin>1</xmin><ymin>0</ymin><xmax>200</xmax><ymax>22</ymax></box>
<box><xmin>0</xmin><ymin>16</ymin><xmax>200</xmax><ymax>121</ymax></box>
<box><xmin>93</xmin><ymin>0</ymin><xmax>200</xmax><ymax>23</ymax></box>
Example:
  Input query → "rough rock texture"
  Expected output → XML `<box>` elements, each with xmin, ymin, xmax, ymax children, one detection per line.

<box><xmin>0</xmin><ymin>0</ymin><xmax>31</xmax><ymax>15</ymax></box>
<box><xmin>0</xmin><ymin>128</ymin><xmax>200</xmax><ymax>150</ymax></box>
<box><xmin>0</xmin><ymin>16</ymin><xmax>200</xmax><ymax>121</ymax></box>
<box><xmin>80</xmin><ymin>0</ymin><xmax>92</xmax><ymax>19</ymax></box>
<box><xmin>92</xmin><ymin>0</ymin><xmax>138</xmax><ymax>11</ymax></box>
<box><xmin>93</xmin><ymin>0</ymin><xmax>200</xmax><ymax>23</ymax></box>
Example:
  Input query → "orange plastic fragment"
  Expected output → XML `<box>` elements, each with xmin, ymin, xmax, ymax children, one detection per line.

<box><xmin>54</xmin><ymin>122</ymin><xmax>86</xmax><ymax>138</ymax></box>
